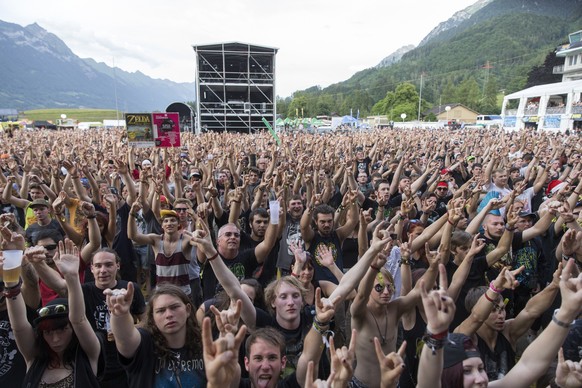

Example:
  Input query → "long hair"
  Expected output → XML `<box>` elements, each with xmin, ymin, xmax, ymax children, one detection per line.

<box><xmin>441</xmin><ymin>336</ymin><xmax>479</xmax><ymax>387</ymax></box>
<box><xmin>141</xmin><ymin>284</ymin><xmax>202</xmax><ymax>360</ymax></box>
<box><xmin>80</xmin><ymin>211</ymin><xmax>109</xmax><ymax>240</ymax></box>
<box><xmin>35</xmin><ymin>317</ymin><xmax>78</xmax><ymax>369</ymax></box>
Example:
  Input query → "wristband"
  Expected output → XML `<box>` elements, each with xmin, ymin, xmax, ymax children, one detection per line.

<box><xmin>489</xmin><ymin>281</ymin><xmax>502</xmax><ymax>294</ymax></box>
<box><xmin>371</xmin><ymin>264</ymin><xmax>381</xmax><ymax>272</ymax></box>
<box><xmin>399</xmin><ymin>258</ymin><xmax>410</xmax><ymax>266</ymax></box>
<box><xmin>314</xmin><ymin>317</ymin><xmax>331</xmax><ymax>327</ymax></box>
<box><xmin>207</xmin><ymin>252</ymin><xmax>219</xmax><ymax>262</ymax></box>
<box><xmin>505</xmin><ymin>225</ymin><xmax>516</xmax><ymax>232</ymax></box>
<box><xmin>86</xmin><ymin>214</ymin><xmax>96</xmax><ymax>219</ymax></box>
<box><xmin>447</xmin><ymin>218</ymin><xmax>456</xmax><ymax>226</ymax></box>
<box><xmin>552</xmin><ymin>309</ymin><xmax>574</xmax><ymax>329</ymax></box>
<box><xmin>130</xmin><ymin>213</ymin><xmax>138</xmax><ymax>218</ymax></box>
<box><xmin>483</xmin><ymin>290</ymin><xmax>496</xmax><ymax>303</ymax></box>
<box><xmin>422</xmin><ymin>329</ymin><xmax>448</xmax><ymax>355</ymax></box>
<box><xmin>562</xmin><ymin>254</ymin><xmax>576</xmax><ymax>261</ymax></box>
<box><xmin>3</xmin><ymin>278</ymin><xmax>23</xmax><ymax>299</ymax></box>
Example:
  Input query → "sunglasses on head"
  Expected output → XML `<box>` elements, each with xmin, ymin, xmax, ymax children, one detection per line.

<box><xmin>37</xmin><ymin>304</ymin><xmax>68</xmax><ymax>317</ymax></box>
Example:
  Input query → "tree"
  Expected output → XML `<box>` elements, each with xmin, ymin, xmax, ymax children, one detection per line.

<box><xmin>525</xmin><ymin>50</ymin><xmax>563</xmax><ymax>88</ymax></box>
<box><xmin>457</xmin><ymin>77</ymin><xmax>481</xmax><ymax>110</ymax></box>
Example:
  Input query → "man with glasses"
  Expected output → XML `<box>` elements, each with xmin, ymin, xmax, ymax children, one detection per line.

<box><xmin>198</xmin><ymin>221</ymin><xmax>279</xmax><ymax>301</ymax></box>
<box><xmin>434</xmin><ymin>181</ymin><xmax>453</xmax><ymax>216</ymax></box>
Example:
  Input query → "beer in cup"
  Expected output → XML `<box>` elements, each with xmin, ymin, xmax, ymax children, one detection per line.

<box><xmin>3</xmin><ymin>250</ymin><xmax>23</xmax><ymax>283</ymax></box>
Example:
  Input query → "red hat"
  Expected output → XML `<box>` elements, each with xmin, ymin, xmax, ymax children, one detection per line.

<box><xmin>160</xmin><ymin>195</ymin><xmax>168</xmax><ymax>203</ymax></box>
<box><xmin>436</xmin><ymin>181</ymin><xmax>448</xmax><ymax>188</ymax></box>
<box><xmin>546</xmin><ymin>180</ymin><xmax>566</xmax><ymax>196</ymax></box>
<box><xmin>440</xmin><ymin>168</ymin><xmax>451</xmax><ymax>175</ymax></box>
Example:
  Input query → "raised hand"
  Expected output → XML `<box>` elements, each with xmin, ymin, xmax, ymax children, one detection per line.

<box><xmin>329</xmin><ymin>330</ymin><xmax>357</xmax><ymax>385</ymax></box>
<box><xmin>0</xmin><ymin>225</ymin><xmax>25</xmax><ymax>251</ymax></box>
<box><xmin>105</xmin><ymin>282</ymin><xmax>134</xmax><ymax>316</ymax></box>
<box><xmin>375</xmin><ymin>339</ymin><xmax>406</xmax><ymax>388</ymax></box>
<box><xmin>24</xmin><ymin>246</ymin><xmax>49</xmax><ymax>264</ymax></box>
<box><xmin>53</xmin><ymin>239</ymin><xmax>80</xmax><ymax>277</ymax></box>
<box><xmin>555</xmin><ymin>348</ymin><xmax>582</xmax><ymax>388</ymax></box>
<box><xmin>420</xmin><ymin>264</ymin><xmax>456</xmax><ymax>334</ymax></box>
<box><xmin>491</xmin><ymin>266</ymin><xmax>525</xmax><ymax>292</ymax></box>
<box><xmin>209</xmin><ymin>299</ymin><xmax>242</xmax><ymax>338</ymax></box>
<box><xmin>316</xmin><ymin>244</ymin><xmax>335</xmax><ymax>268</ymax></box>
<box><xmin>305</xmin><ymin>360</ymin><xmax>336</xmax><ymax>388</ymax></box>
<box><xmin>202</xmin><ymin>317</ymin><xmax>246</xmax><ymax>388</ymax></box>
<box><xmin>315</xmin><ymin>287</ymin><xmax>337</xmax><ymax>324</ymax></box>
<box><xmin>467</xmin><ymin>234</ymin><xmax>486</xmax><ymax>257</ymax></box>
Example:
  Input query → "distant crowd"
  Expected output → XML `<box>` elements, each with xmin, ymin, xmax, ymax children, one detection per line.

<box><xmin>0</xmin><ymin>126</ymin><xmax>582</xmax><ymax>388</ymax></box>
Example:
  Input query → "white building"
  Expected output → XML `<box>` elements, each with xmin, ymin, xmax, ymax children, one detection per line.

<box><xmin>501</xmin><ymin>30</ymin><xmax>582</xmax><ymax>131</ymax></box>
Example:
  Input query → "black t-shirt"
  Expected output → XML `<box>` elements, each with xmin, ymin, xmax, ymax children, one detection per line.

<box><xmin>25</xmin><ymin>219</ymin><xmax>64</xmax><ymax>245</ymax></box>
<box><xmin>308</xmin><ymin>231</ymin><xmax>344</xmax><ymax>284</ymax></box>
<box><xmin>255</xmin><ymin>308</ymin><xmax>313</xmax><ymax>379</ymax></box>
<box><xmin>0</xmin><ymin>307</ymin><xmax>36</xmax><ymax>386</ymax></box>
<box><xmin>113</xmin><ymin>203</ymin><xmax>138</xmax><ymax>282</ymax></box>
<box><xmin>200</xmin><ymin>250</ymin><xmax>260</xmax><ymax>301</ymax></box>
<box><xmin>119</xmin><ymin>328</ymin><xmax>205</xmax><ymax>388</ymax></box>
<box><xmin>82</xmin><ymin>281</ymin><xmax>146</xmax><ymax>384</ymax></box>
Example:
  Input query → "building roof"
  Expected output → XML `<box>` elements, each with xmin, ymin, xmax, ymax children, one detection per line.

<box><xmin>192</xmin><ymin>42</ymin><xmax>278</xmax><ymax>53</ymax></box>
<box><xmin>424</xmin><ymin>103</ymin><xmax>478</xmax><ymax>116</ymax></box>
<box><xmin>504</xmin><ymin>79</ymin><xmax>582</xmax><ymax>100</ymax></box>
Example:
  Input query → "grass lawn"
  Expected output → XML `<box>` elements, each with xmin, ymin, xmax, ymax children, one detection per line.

<box><xmin>22</xmin><ymin>109</ymin><xmax>122</xmax><ymax>122</ymax></box>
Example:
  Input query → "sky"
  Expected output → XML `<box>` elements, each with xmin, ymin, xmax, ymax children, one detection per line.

<box><xmin>0</xmin><ymin>0</ymin><xmax>479</xmax><ymax>98</ymax></box>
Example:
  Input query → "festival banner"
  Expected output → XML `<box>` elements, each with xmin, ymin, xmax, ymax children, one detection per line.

<box><xmin>125</xmin><ymin>113</ymin><xmax>154</xmax><ymax>148</ymax></box>
<box><xmin>153</xmin><ymin>112</ymin><xmax>181</xmax><ymax>147</ymax></box>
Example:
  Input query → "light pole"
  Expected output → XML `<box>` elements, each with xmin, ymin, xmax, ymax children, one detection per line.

<box><xmin>401</xmin><ymin>113</ymin><xmax>407</xmax><ymax>122</ymax></box>
<box><xmin>445</xmin><ymin>106</ymin><xmax>451</xmax><ymax>124</ymax></box>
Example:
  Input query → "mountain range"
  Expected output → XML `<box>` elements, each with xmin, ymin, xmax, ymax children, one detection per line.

<box><xmin>288</xmin><ymin>0</ymin><xmax>582</xmax><ymax>117</ymax></box>
<box><xmin>1</xmin><ymin>0</ymin><xmax>582</xmax><ymax>113</ymax></box>
<box><xmin>0</xmin><ymin>21</ymin><xmax>195</xmax><ymax>112</ymax></box>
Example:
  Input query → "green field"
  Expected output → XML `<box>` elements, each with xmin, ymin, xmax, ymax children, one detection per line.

<box><xmin>22</xmin><ymin>109</ymin><xmax>123</xmax><ymax>122</ymax></box>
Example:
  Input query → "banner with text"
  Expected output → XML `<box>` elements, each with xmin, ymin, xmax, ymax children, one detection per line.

<box><xmin>153</xmin><ymin>112</ymin><xmax>181</xmax><ymax>147</ymax></box>
<box><xmin>125</xmin><ymin>113</ymin><xmax>154</xmax><ymax>148</ymax></box>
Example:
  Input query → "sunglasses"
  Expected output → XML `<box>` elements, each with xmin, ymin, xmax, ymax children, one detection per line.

<box><xmin>37</xmin><ymin>304</ymin><xmax>68</xmax><ymax>317</ymax></box>
<box><xmin>40</xmin><ymin>244</ymin><xmax>58</xmax><ymax>251</ymax></box>
<box><xmin>175</xmin><ymin>208</ymin><xmax>189</xmax><ymax>213</ymax></box>
<box><xmin>436</xmin><ymin>187</ymin><xmax>448</xmax><ymax>191</ymax></box>
<box><xmin>222</xmin><ymin>231</ymin><xmax>240</xmax><ymax>238</ymax></box>
<box><xmin>374</xmin><ymin>284</ymin><xmax>394</xmax><ymax>293</ymax></box>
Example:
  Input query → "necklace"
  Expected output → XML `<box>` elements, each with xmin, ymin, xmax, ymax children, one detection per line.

<box><xmin>369</xmin><ymin>309</ymin><xmax>389</xmax><ymax>345</ymax></box>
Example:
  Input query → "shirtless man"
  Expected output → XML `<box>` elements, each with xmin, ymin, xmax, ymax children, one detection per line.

<box><xmin>127</xmin><ymin>204</ymin><xmax>195</xmax><ymax>296</ymax></box>
<box><xmin>350</xmin><ymin>240</ymin><xmax>439</xmax><ymax>388</ymax></box>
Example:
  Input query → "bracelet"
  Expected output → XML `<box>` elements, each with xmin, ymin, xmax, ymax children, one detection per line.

<box><xmin>86</xmin><ymin>214</ymin><xmax>96</xmax><ymax>219</ymax></box>
<box><xmin>371</xmin><ymin>264</ymin><xmax>381</xmax><ymax>272</ymax></box>
<box><xmin>562</xmin><ymin>253</ymin><xmax>576</xmax><ymax>261</ymax></box>
<box><xmin>552</xmin><ymin>309</ymin><xmax>574</xmax><ymax>329</ymax></box>
<box><xmin>398</xmin><ymin>213</ymin><xmax>406</xmax><ymax>221</ymax></box>
<box><xmin>314</xmin><ymin>317</ymin><xmax>331</xmax><ymax>327</ymax></box>
<box><xmin>489</xmin><ymin>281</ymin><xmax>502</xmax><ymax>294</ymax></box>
<box><xmin>70</xmin><ymin>175</ymin><xmax>79</xmax><ymax>179</ymax></box>
<box><xmin>447</xmin><ymin>218</ymin><xmax>456</xmax><ymax>225</ymax></box>
<box><xmin>505</xmin><ymin>225</ymin><xmax>516</xmax><ymax>232</ymax></box>
<box><xmin>422</xmin><ymin>329</ymin><xmax>448</xmax><ymax>355</ymax></box>
<box><xmin>483</xmin><ymin>290</ymin><xmax>496</xmax><ymax>303</ymax></box>
<box><xmin>3</xmin><ymin>278</ymin><xmax>23</xmax><ymax>299</ymax></box>
<box><xmin>207</xmin><ymin>252</ymin><xmax>219</xmax><ymax>262</ymax></box>
<box><xmin>399</xmin><ymin>258</ymin><xmax>410</xmax><ymax>266</ymax></box>
<box><xmin>574</xmin><ymin>191</ymin><xmax>581</xmax><ymax>196</ymax></box>
<box><xmin>130</xmin><ymin>213</ymin><xmax>138</xmax><ymax>218</ymax></box>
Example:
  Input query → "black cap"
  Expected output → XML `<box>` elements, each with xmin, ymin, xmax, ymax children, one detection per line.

<box><xmin>443</xmin><ymin>333</ymin><xmax>481</xmax><ymax>368</ymax></box>
<box><xmin>34</xmin><ymin>298</ymin><xmax>69</xmax><ymax>328</ymax></box>
<box><xmin>518</xmin><ymin>211</ymin><xmax>538</xmax><ymax>221</ymax></box>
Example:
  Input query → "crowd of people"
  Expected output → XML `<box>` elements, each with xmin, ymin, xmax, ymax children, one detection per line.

<box><xmin>0</xmin><ymin>125</ymin><xmax>581</xmax><ymax>388</ymax></box>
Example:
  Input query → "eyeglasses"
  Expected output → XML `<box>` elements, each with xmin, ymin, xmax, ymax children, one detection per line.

<box><xmin>436</xmin><ymin>187</ymin><xmax>448</xmax><ymax>191</ymax></box>
<box><xmin>37</xmin><ymin>304</ymin><xmax>68</xmax><ymax>317</ymax></box>
<box><xmin>222</xmin><ymin>231</ymin><xmax>240</xmax><ymax>238</ymax></box>
<box><xmin>175</xmin><ymin>208</ymin><xmax>188</xmax><ymax>212</ymax></box>
<box><xmin>40</xmin><ymin>244</ymin><xmax>58</xmax><ymax>251</ymax></box>
<box><xmin>374</xmin><ymin>284</ymin><xmax>394</xmax><ymax>293</ymax></box>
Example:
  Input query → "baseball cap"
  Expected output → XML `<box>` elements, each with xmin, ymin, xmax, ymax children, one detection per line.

<box><xmin>29</xmin><ymin>199</ymin><xmax>50</xmax><ymax>208</ymax></box>
<box><xmin>443</xmin><ymin>333</ymin><xmax>482</xmax><ymax>369</ymax></box>
<box><xmin>436</xmin><ymin>181</ymin><xmax>448</xmax><ymax>188</ymax></box>
<box><xmin>518</xmin><ymin>211</ymin><xmax>538</xmax><ymax>221</ymax></box>
<box><xmin>440</xmin><ymin>168</ymin><xmax>451</xmax><ymax>175</ymax></box>
<box><xmin>467</xmin><ymin>156</ymin><xmax>476</xmax><ymax>162</ymax></box>
<box><xmin>141</xmin><ymin>159</ymin><xmax>152</xmax><ymax>168</ymax></box>
<box><xmin>546</xmin><ymin>180</ymin><xmax>566</xmax><ymax>196</ymax></box>
<box><xmin>160</xmin><ymin>209</ymin><xmax>178</xmax><ymax>219</ymax></box>
<box><xmin>189</xmin><ymin>172</ymin><xmax>202</xmax><ymax>179</ymax></box>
